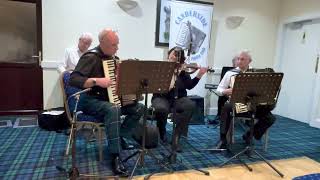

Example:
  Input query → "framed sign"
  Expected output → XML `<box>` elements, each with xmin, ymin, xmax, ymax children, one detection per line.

<box><xmin>155</xmin><ymin>0</ymin><xmax>212</xmax><ymax>47</ymax></box>
<box><xmin>155</xmin><ymin>0</ymin><xmax>170</xmax><ymax>46</ymax></box>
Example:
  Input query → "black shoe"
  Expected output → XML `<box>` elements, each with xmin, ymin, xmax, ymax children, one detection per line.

<box><xmin>160</xmin><ymin>135</ymin><xmax>168</xmax><ymax>144</ymax></box>
<box><xmin>215</xmin><ymin>140</ymin><xmax>228</xmax><ymax>149</ymax></box>
<box><xmin>112</xmin><ymin>156</ymin><xmax>129</xmax><ymax>177</ymax></box>
<box><xmin>121</xmin><ymin>137</ymin><xmax>135</xmax><ymax>150</ymax></box>
<box><xmin>176</xmin><ymin>143</ymin><xmax>183</xmax><ymax>153</ymax></box>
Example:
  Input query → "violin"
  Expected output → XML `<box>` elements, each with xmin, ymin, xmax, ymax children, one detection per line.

<box><xmin>181</xmin><ymin>63</ymin><xmax>215</xmax><ymax>74</ymax></box>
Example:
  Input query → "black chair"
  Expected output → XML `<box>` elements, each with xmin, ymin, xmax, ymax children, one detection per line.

<box><xmin>216</xmin><ymin>66</ymin><xmax>234</xmax><ymax>119</ymax></box>
<box><xmin>205</xmin><ymin>66</ymin><xmax>234</xmax><ymax>125</ymax></box>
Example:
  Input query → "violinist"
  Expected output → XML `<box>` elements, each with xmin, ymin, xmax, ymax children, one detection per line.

<box><xmin>151</xmin><ymin>46</ymin><xmax>207</xmax><ymax>152</ymax></box>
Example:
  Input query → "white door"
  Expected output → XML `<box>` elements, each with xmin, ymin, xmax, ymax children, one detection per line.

<box><xmin>276</xmin><ymin>19</ymin><xmax>320</xmax><ymax>124</ymax></box>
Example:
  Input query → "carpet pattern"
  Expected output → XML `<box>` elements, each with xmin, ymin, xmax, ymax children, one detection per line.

<box><xmin>0</xmin><ymin>115</ymin><xmax>319</xmax><ymax>179</ymax></box>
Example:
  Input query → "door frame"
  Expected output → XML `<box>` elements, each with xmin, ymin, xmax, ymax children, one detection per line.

<box><xmin>274</xmin><ymin>14</ymin><xmax>320</xmax><ymax>128</ymax></box>
<box><xmin>0</xmin><ymin>0</ymin><xmax>43</xmax><ymax>115</ymax></box>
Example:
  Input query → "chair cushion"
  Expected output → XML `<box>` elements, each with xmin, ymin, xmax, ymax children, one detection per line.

<box><xmin>63</xmin><ymin>71</ymin><xmax>99</xmax><ymax>123</ymax></box>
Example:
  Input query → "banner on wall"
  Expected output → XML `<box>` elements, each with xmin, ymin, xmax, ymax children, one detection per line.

<box><xmin>169</xmin><ymin>0</ymin><xmax>213</xmax><ymax>97</ymax></box>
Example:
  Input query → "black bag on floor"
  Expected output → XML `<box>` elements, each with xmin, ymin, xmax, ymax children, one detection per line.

<box><xmin>132</xmin><ymin>122</ymin><xmax>159</xmax><ymax>149</ymax></box>
<box><xmin>38</xmin><ymin>107</ymin><xmax>70</xmax><ymax>132</ymax></box>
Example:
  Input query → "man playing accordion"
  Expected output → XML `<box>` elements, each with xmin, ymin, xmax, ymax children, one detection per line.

<box><xmin>70</xmin><ymin>28</ymin><xmax>144</xmax><ymax>177</ymax></box>
<box><xmin>215</xmin><ymin>50</ymin><xmax>276</xmax><ymax>149</ymax></box>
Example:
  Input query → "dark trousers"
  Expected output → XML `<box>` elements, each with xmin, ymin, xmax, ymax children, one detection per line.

<box><xmin>79</xmin><ymin>95</ymin><xmax>144</xmax><ymax>154</ymax></box>
<box><xmin>217</xmin><ymin>96</ymin><xmax>229</xmax><ymax>117</ymax></box>
<box><xmin>220</xmin><ymin>102</ymin><xmax>276</xmax><ymax>141</ymax></box>
<box><xmin>152</xmin><ymin>97</ymin><xmax>195</xmax><ymax>139</ymax></box>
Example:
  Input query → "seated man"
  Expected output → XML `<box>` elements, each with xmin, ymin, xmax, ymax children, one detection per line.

<box><xmin>208</xmin><ymin>56</ymin><xmax>237</xmax><ymax>125</ymax></box>
<box><xmin>58</xmin><ymin>32</ymin><xmax>93</xmax><ymax>73</ymax></box>
<box><xmin>152</xmin><ymin>47</ymin><xmax>207</xmax><ymax>151</ymax></box>
<box><xmin>70</xmin><ymin>28</ymin><xmax>144</xmax><ymax>177</ymax></box>
<box><xmin>215</xmin><ymin>50</ymin><xmax>276</xmax><ymax>149</ymax></box>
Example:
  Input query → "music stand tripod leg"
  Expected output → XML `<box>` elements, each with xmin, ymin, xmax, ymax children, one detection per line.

<box><xmin>220</xmin><ymin>72</ymin><xmax>285</xmax><ymax>178</ymax></box>
<box><xmin>161</xmin><ymin>120</ymin><xmax>210</xmax><ymax>176</ymax></box>
<box><xmin>219</xmin><ymin>146</ymin><xmax>252</xmax><ymax>171</ymax></box>
<box><xmin>252</xmin><ymin>150</ymin><xmax>284</xmax><ymax>177</ymax></box>
<box><xmin>124</xmin><ymin>81</ymin><xmax>173</xmax><ymax>180</ymax></box>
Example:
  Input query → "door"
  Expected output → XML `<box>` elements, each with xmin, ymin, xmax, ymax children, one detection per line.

<box><xmin>0</xmin><ymin>0</ymin><xmax>43</xmax><ymax>114</ymax></box>
<box><xmin>276</xmin><ymin>19</ymin><xmax>320</xmax><ymax>124</ymax></box>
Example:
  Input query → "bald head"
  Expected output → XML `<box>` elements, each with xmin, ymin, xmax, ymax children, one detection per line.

<box><xmin>98</xmin><ymin>29</ymin><xmax>119</xmax><ymax>56</ymax></box>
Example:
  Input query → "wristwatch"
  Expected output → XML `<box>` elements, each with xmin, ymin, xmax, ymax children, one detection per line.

<box><xmin>92</xmin><ymin>78</ymin><xmax>97</xmax><ymax>86</ymax></box>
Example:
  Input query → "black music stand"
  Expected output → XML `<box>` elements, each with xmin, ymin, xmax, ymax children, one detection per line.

<box><xmin>118</xmin><ymin>60</ymin><xmax>176</xmax><ymax>179</ymax></box>
<box><xmin>220</xmin><ymin>72</ymin><xmax>284</xmax><ymax>178</ymax></box>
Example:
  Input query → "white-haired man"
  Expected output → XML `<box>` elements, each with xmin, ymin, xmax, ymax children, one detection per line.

<box><xmin>215</xmin><ymin>50</ymin><xmax>276</xmax><ymax>149</ymax></box>
<box><xmin>58</xmin><ymin>32</ymin><xmax>93</xmax><ymax>72</ymax></box>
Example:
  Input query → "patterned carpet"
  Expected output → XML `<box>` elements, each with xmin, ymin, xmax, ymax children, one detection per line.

<box><xmin>0</xmin><ymin>115</ymin><xmax>319</xmax><ymax>179</ymax></box>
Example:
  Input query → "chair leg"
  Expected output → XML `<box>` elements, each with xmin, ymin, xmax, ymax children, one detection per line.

<box><xmin>98</xmin><ymin>127</ymin><xmax>103</xmax><ymax>161</ymax></box>
<box><xmin>263</xmin><ymin>129</ymin><xmax>269</xmax><ymax>152</ymax></box>
<box><xmin>65</xmin><ymin>127</ymin><xmax>73</xmax><ymax>156</ymax></box>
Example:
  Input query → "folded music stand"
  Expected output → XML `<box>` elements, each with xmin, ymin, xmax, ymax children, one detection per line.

<box><xmin>117</xmin><ymin>60</ymin><xmax>176</xmax><ymax>179</ymax></box>
<box><xmin>220</xmin><ymin>72</ymin><xmax>284</xmax><ymax>178</ymax></box>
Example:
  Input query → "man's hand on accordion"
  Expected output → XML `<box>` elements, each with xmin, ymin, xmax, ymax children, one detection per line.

<box><xmin>96</xmin><ymin>77</ymin><xmax>113</xmax><ymax>88</ymax></box>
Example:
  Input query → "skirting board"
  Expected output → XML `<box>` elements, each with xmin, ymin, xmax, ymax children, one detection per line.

<box><xmin>13</xmin><ymin>116</ymin><xmax>38</xmax><ymax>128</ymax></box>
<box><xmin>0</xmin><ymin>120</ymin><xmax>13</xmax><ymax>128</ymax></box>
<box><xmin>310</xmin><ymin>118</ymin><xmax>320</xmax><ymax>129</ymax></box>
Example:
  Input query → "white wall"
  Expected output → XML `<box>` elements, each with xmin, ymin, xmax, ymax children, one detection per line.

<box><xmin>279</xmin><ymin>0</ymin><xmax>320</xmax><ymax>22</ymax></box>
<box><xmin>207</xmin><ymin>0</ymin><xmax>280</xmax><ymax>115</ymax></box>
<box><xmin>42</xmin><ymin>0</ymin><xmax>280</xmax><ymax>111</ymax></box>
<box><xmin>212</xmin><ymin>0</ymin><xmax>280</xmax><ymax>68</ymax></box>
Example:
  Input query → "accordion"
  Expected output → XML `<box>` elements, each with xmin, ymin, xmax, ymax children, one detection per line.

<box><xmin>102</xmin><ymin>59</ymin><xmax>139</xmax><ymax>107</ymax></box>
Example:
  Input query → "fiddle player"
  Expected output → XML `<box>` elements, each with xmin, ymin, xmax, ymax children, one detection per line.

<box><xmin>69</xmin><ymin>28</ymin><xmax>144</xmax><ymax>177</ymax></box>
<box><xmin>151</xmin><ymin>46</ymin><xmax>207</xmax><ymax>152</ymax></box>
<box><xmin>215</xmin><ymin>50</ymin><xmax>276</xmax><ymax>149</ymax></box>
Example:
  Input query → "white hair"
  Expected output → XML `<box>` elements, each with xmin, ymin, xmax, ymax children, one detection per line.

<box><xmin>79</xmin><ymin>32</ymin><xmax>93</xmax><ymax>40</ymax></box>
<box><xmin>237</xmin><ymin>49</ymin><xmax>252</xmax><ymax>61</ymax></box>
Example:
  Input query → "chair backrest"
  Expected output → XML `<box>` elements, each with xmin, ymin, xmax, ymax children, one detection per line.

<box><xmin>220</xmin><ymin>66</ymin><xmax>234</xmax><ymax>82</ymax></box>
<box><xmin>217</xmin><ymin>66</ymin><xmax>234</xmax><ymax>116</ymax></box>
<box><xmin>60</xmin><ymin>70</ymin><xmax>82</xmax><ymax>122</ymax></box>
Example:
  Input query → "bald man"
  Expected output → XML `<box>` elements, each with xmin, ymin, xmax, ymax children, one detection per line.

<box><xmin>70</xmin><ymin>29</ymin><xmax>144</xmax><ymax>176</ymax></box>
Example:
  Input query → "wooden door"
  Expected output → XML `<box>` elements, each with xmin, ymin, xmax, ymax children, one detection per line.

<box><xmin>0</xmin><ymin>0</ymin><xmax>43</xmax><ymax>115</ymax></box>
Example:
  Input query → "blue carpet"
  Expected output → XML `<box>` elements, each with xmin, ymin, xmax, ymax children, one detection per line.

<box><xmin>0</xmin><ymin>115</ymin><xmax>319</xmax><ymax>179</ymax></box>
